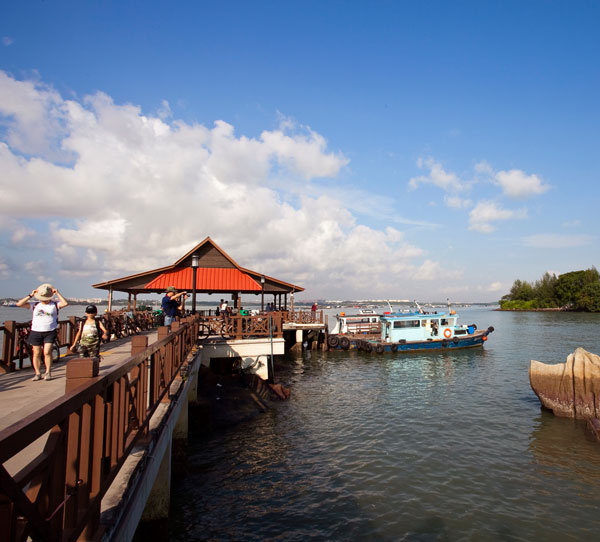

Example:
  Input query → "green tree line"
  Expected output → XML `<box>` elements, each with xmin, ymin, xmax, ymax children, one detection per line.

<box><xmin>500</xmin><ymin>268</ymin><xmax>600</xmax><ymax>312</ymax></box>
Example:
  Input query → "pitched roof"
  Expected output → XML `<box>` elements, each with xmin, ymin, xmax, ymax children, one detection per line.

<box><xmin>144</xmin><ymin>267</ymin><xmax>261</xmax><ymax>292</ymax></box>
<box><xmin>92</xmin><ymin>236</ymin><xmax>304</xmax><ymax>294</ymax></box>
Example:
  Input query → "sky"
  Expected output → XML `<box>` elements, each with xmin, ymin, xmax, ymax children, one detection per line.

<box><xmin>0</xmin><ymin>0</ymin><xmax>598</xmax><ymax>303</ymax></box>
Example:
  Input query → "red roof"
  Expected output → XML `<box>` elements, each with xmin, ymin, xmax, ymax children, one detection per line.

<box><xmin>144</xmin><ymin>267</ymin><xmax>261</xmax><ymax>292</ymax></box>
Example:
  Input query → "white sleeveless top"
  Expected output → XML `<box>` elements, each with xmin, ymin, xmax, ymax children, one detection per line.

<box><xmin>30</xmin><ymin>302</ymin><xmax>59</xmax><ymax>332</ymax></box>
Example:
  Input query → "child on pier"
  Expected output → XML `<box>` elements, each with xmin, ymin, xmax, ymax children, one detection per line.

<box><xmin>70</xmin><ymin>305</ymin><xmax>108</xmax><ymax>359</ymax></box>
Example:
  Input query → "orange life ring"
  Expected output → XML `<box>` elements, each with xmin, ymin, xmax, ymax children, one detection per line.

<box><xmin>443</xmin><ymin>328</ymin><xmax>452</xmax><ymax>338</ymax></box>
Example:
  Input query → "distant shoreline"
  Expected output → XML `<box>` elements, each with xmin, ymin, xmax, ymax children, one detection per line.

<box><xmin>495</xmin><ymin>307</ymin><xmax>565</xmax><ymax>312</ymax></box>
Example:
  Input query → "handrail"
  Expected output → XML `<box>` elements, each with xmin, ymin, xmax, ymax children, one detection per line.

<box><xmin>283</xmin><ymin>309</ymin><xmax>323</xmax><ymax>324</ymax></box>
<box><xmin>198</xmin><ymin>313</ymin><xmax>285</xmax><ymax>340</ymax></box>
<box><xmin>0</xmin><ymin>315</ymin><xmax>200</xmax><ymax>542</ymax></box>
<box><xmin>0</xmin><ymin>310</ymin><xmax>158</xmax><ymax>374</ymax></box>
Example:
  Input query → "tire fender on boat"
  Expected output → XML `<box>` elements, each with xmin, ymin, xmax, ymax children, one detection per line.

<box><xmin>391</xmin><ymin>344</ymin><xmax>398</xmax><ymax>352</ymax></box>
<box><xmin>442</xmin><ymin>339</ymin><xmax>448</xmax><ymax>347</ymax></box>
<box><xmin>453</xmin><ymin>337</ymin><xmax>459</xmax><ymax>344</ymax></box>
<box><xmin>327</xmin><ymin>335</ymin><xmax>339</xmax><ymax>348</ymax></box>
<box><xmin>340</xmin><ymin>336</ymin><xmax>350</xmax><ymax>350</ymax></box>
<box><xmin>443</xmin><ymin>328</ymin><xmax>452</xmax><ymax>338</ymax></box>
<box><xmin>376</xmin><ymin>344</ymin><xmax>384</xmax><ymax>354</ymax></box>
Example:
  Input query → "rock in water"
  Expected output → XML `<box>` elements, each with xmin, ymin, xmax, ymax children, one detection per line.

<box><xmin>529</xmin><ymin>347</ymin><xmax>600</xmax><ymax>419</ymax></box>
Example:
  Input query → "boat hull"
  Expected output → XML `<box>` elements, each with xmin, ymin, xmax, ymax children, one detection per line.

<box><xmin>329</xmin><ymin>331</ymin><xmax>490</xmax><ymax>352</ymax></box>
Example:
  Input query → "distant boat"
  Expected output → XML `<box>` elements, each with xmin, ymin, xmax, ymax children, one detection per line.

<box><xmin>2</xmin><ymin>301</ymin><xmax>17</xmax><ymax>307</ymax></box>
<box><xmin>328</xmin><ymin>305</ymin><xmax>493</xmax><ymax>352</ymax></box>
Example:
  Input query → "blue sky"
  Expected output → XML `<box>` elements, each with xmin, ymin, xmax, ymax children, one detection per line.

<box><xmin>0</xmin><ymin>1</ymin><xmax>598</xmax><ymax>302</ymax></box>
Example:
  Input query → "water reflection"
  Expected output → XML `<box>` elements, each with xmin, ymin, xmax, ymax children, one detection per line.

<box><xmin>529</xmin><ymin>411</ymin><xmax>600</xmax><ymax>484</ymax></box>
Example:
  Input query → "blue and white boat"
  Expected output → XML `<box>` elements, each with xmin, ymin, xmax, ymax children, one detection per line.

<box><xmin>328</xmin><ymin>302</ymin><xmax>494</xmax><ymax>352</ymax></box>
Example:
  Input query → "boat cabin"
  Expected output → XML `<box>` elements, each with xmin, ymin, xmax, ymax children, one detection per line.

<box><xmin>331</xmin><ymin>313</ymin><xmax>381</xmax><ymax>335</ymax></box>
<box><xmin>381</xmin><ymin>310</ymin><xmax>475</xmax><ymax>343</ymax></box>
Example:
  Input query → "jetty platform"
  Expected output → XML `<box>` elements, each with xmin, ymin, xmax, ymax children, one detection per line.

<box><xmin>0</xmin><ymin>317</ymin><xmax>204</xmax><ymax>542</ymax></box>
<box><xmin>0</xmin><ymin>330</ymin><xmax>157</xmax><ymax>476</ymax></box>
<box><xmin>0</xmin><ymin>308</ymin><xmax>327</xmax><ymax>541</ymax></box>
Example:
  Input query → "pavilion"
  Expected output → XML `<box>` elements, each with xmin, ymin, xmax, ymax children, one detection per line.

<box><xmin>92</xmin><ymin>237</ymin><xmax>304</xmax><ymax>312</ymax></box>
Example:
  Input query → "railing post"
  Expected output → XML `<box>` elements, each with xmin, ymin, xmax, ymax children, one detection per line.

<box><xmin>1</xmin><ymin>321</ymin><xmax>16</xmax><ymax>373</ymax></box>
<box><xmin>65</xmin><ymin>357</ymin><xmax>100</xmax><ymax>393</ymax></box>
<box><xmin>131</xmin><ymin>336</ymin><xmax>148</xmax><ymax>356</ymax></box>
<box><xmin>68</xmin><ymin>316</ymin><xmax>77</xmax><ymax>347</ymax></box>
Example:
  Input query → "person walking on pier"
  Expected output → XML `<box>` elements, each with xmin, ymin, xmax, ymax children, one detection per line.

<box><xmin>162</xmin><ymin>286</ymin><xmax>187</xmax><ymax>326</ymax></box>
<box><xmin>15</xmin><ymin>284</ymin><xmax>69</xmax><ymax>381</ymax></box>
<box><xmin>69</xmin><ymin>305</ymin><xmax>108</xmax><ymax>359</ymax></box>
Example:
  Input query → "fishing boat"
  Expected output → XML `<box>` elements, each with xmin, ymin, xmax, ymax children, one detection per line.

<box><xmin>328</xmin><ymin>302</ymin><xmax>493</xmax><ymax>352</ymax></box>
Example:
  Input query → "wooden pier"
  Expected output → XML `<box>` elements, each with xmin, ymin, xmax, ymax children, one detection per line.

<box><xmin>0</xmin><ymin>307</ymin><xmax>327</xmax><ymax>541</ymax></box>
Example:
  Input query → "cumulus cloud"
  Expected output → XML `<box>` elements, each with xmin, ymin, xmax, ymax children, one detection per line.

<box><xmin>0</xmin><ymin>71</ymin><xmax>68</xmax><ymax>159</ymax></box>
<box><xmin>408</xmin><ymin>157</ymin><xmax>466</xmax><ymax>192</ymax></box>
<box><xmin>0</xmin><ymin>70</ymin><xmax>459</xmax><ymax>298</ymax></box>
<box><xmin>494</xmin><ymin>169</ymin><xmax>550</xmax><ymax>199</ymax></box>
<box><xmin>468</xmin><ymin>201</ymin><xmax>527</xmax><ymax>233</ymax></box>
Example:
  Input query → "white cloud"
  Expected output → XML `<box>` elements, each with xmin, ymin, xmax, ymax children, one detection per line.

<box><xmin>468</xmin><ymin>201</ymin><xmax>527</xmax><ymax>233</ymax></box>
<box><xmin>0</xmin><ymin>70</ymin><xmax>460</xmax><ymax>298</ymax></box>
<box><xmin>494</xmin><ymin>169</ymin><xmax>550</xmax><ymax>199</ymax></box>
<box><xmin>24</xmin><ymin>261</ymin><xmax>52</xmax><ymax>283</ymax></box>
<box><xmin>409</xmin><ymin>157</ymin><xmax>466</xmax><ymax>192</ymax></box>
<box><xmin>474</xmin><ymin>161</ymin><xmax>493</xmax><ymax>175</ymax></box>
<box><xmin>0</xmin><ymin>71</ymin><xmax>67</xmax><ymax>159</ymax></box>
<box><xmin>444</xmin><ymin>195</ymin><xmax>472</xmax><ymax>209</ymax></box>
<box><xmin>11</xmin><ymin>224</ymin><xmax>36</xmax><ymax>243</ymax></box>
<box><xmin>488</xmin><ymin>281</ymin><xmax>503</xmax><ymax>292</ymax></box>
<box><xmin>523</xmin><ymin>233</ymin><xmax>593</xmax><ymax>249</ymax></box>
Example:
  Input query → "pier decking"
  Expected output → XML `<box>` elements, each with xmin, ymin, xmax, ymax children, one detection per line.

<box><xmin>0</xmin><ymin>330</ymin><xmax>157</xmax><ymax>476</ymax></box>
<box><xmin>0</xmin><ymin>308</ymin><xmax>327</xmax><ymax>541</ymax></box>
<box><xmin>0</xmin><ymin>318</ymin><xmax>201</xmax><ymax>542</ymax></box>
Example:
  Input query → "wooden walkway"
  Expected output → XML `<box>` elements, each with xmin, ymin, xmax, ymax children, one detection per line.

<box><xmin>0</xmin><ymin>330</ymin><xmax>157</xmax><ymax>476</ymax></box>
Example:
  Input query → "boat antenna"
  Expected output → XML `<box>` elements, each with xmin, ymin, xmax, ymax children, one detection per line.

<box><xmin>447</xmin><ymin>298</ymin><xmax>451</xmax><ymax>311</ymax></box>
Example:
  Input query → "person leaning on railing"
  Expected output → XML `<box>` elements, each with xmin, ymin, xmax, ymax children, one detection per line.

<box><xmin>15</xmin><ymin>283</ymin><xmax>69</xmax><ymax>381</ymax></box>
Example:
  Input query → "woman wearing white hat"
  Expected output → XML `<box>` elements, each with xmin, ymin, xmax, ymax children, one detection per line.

<box><xmin>16</xmin><ymin>284</ymin><xmax>69</xmax><ymax>381</ymax></box>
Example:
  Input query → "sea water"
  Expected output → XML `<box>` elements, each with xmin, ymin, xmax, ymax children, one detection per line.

<box><xmin>169</xmin><ymin>307</ymin><xmax>600</xmax><ymax>541</ymax></box>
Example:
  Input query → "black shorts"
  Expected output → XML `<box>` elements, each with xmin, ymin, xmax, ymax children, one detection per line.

<box><xmin>28</xmin><ymin>330</ymin><xmax>57</xmax><ymax>346</ymax></box>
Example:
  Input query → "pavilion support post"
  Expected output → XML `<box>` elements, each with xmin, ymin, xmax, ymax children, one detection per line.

<box><xmin>108</xmin><ymin>287</ymin><xmax>113</xmax><ymax>312</ymax></box>
<box><xmin>127</xmin><ymin>293</ymin><xmax>132</xmax><ymax>311</ymax></box>
<box><xmin>133</xmin><ymin>294</ymin><xmax>137</xmax><ymax>311</ymax></box>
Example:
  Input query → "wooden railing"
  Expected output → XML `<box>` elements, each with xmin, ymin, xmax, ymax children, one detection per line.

<box><xmin>1</xmin><ymin>309</ymin><xmax>321</xmax><ymax>374</ymax></box>
<box><xmin>283</xmin><ymin>309</ymin><xmax>323</xmax><ymax>324</ymax></box>
<box><xmin>198</xmin><ymin>313</ymin><xmax>284</xmax><ymax>340</ymax></box>
<box><xmin>0</xmin><ymin>310</ymin><xmax>158</xmax><ymax>374</ymax></box>
<box><xmin>0</xmin><ymin>315</ymin><xmax>200</xmax><ymax>542</ymax></box>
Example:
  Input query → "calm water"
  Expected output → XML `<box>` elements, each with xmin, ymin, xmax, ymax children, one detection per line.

<box><xmin>169</xmin><ymin>307</ymin><xmax>600</xmax><ymax>541</ymax></box>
